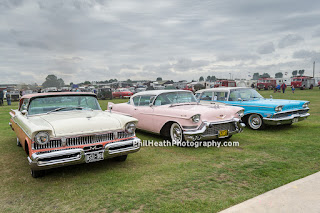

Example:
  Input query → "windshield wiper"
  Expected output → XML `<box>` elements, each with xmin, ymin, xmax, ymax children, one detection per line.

<box><xmin>47</xmin><ymin>107</ymin><xmax>85</xmax><ymax>114</ymax></box>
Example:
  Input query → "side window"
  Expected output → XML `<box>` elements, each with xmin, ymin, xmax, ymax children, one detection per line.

<box><xmin>139</xmin><ymin>95</ymin><xmax>155</xmax><ymax>106</ymax></box>
<box><xmin>214</xmin><ymin>92</ymin><xmax>228</xmax><ymax>101</ymax></box>
<box><xmin>20</xmin><ymin>99</ymin><xmax>29</xmax><ymax>111</ymax></box>
<box><xmin>132</xmin><ymin>96</ymin><xmax>140</xmax><ymax>106</ymax></box>
<box><xmin>195</xmin><ymin>93</ymin><xmax>201</xmax><ymax>100</ymax></box>
<box><xmin>200</xmin><ymin>92</ymin><xmax>212</xmax><ymax>101</ymax></box>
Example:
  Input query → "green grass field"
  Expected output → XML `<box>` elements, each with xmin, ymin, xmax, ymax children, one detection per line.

<box><xmin>0</xmin><ymin>89</ymin><xmax>319</xmax><ymax>212</ymax></box>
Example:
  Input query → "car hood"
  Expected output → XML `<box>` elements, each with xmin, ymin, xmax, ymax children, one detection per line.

<box><xmin>233</xmin><ymin>99</ymin><xmax>308</xmax><ymax>110</ymax></box>
<box><xmin>30</xmin><ymin>110</ymin><xmax>136</xmax><ymax>137</ymax></box>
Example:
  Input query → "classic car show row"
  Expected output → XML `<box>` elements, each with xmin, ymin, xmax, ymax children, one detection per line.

<box><xmin>9</xmin><ymin>87</ymin><xmax>310</xmax><ymax>177</ymax></box>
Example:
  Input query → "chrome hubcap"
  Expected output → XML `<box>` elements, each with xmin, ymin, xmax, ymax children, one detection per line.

<box><xmin>250</xmin><ymin>115</ymin><xmax>261</xmax><ymax>129</ymax></box>
<box><xmin>171</xmin><ymin>124</ymin><xmax>182</xmax><ymax>142</ymax></box>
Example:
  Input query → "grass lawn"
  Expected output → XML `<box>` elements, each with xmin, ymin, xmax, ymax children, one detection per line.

<box><xmin>0</xmin><ymin>89</ymin><xmax>319</xmax><ymax>212</ymax></box>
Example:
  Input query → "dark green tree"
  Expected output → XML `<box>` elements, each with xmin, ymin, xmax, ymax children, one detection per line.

<box><xmin>260</xmin><ymin>73</ymin><xmax>270</xmax><ymax>78</ymax></box>
<box><xmin>210</xmin><ymin>76</ymin><xmax>216</xmax><ymax>82</ymax></box>
<box><xmin>298</xmin><ymin>69</ymin><xmax>305</xmax><ymax>76</ymax></box>
<box><xmin>156</xmin><ymin>77</ymin><xmax>162</xmax><ymax>81</ymax></box>
<box><xmin>42</xmin><ymin>75</ymin><xmax>65</xmax><ymax>88</ymax></box>
<box><xmin>292</xmin><ymin>70</ymin><xmax>298</xmax><ymax>76</ymax></box>
<box><xmin>199</xmin><ymin>76</ymin><xmax>204</xmax><ymax>81</ymax></box>
<box><xmin>252</xmin><ymin>73</ymin><xmax>260</xmax><ymax>80</ymax></box>
<box><xmin>275</xmin><ymin>72</ymin><xmax>283</xmax><ymax>78</ymax></box>
<box><xmin>206</xmin><ymin>76</ymin><xmax>211</xmax><ymax>81</ymax></box>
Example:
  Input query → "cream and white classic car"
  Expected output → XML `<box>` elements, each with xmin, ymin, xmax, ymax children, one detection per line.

<box><xmin>9</xmin><ymin>92</ymin><xmax>141</xmax><ymax>178</ymax></box>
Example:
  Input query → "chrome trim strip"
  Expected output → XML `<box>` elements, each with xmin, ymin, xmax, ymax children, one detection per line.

<box><xmin>264</xmin><ymin>113</ymin><xmax>310</xmax><ymax>122</ymax></box>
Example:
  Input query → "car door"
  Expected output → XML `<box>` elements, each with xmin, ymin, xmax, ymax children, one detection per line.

<box><xmin>133</xmin><ymin>95</ymin><xmax>156</xmax><ymax>132</ymax></box>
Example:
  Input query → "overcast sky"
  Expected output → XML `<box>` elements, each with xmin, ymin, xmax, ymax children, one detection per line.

<box><xmin>1</xmin><ymin>0</ymin><xmax>320</xmax><ymax>84</ymax></box>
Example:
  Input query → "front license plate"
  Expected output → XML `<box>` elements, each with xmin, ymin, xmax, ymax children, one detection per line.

<box><xmin>292</xmin><ymin>118</ymin><xmax>299</xmax><ymax>123</ymax></box>
<box><xmin>218</xmin><ymin>130</ymin><xmax>228</xmax><ymax>138</ymax></box>
<box><xmin>85</xmin><ymin>151</ymin><xmax>104</xmax><ymax>163</ymax></box>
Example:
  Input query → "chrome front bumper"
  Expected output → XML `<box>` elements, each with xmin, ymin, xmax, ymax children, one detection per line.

<box><xmin>28</xmin><ymin>137</ymin><xmax>141</xmax><ymax>171</ymax></box>
<box><xmin>183</xmin><ymin>118</ymin><xmax>245</xmax><ymax>141</ymax></box>
<box><xmin>263</xmin><ymin>113</ymin><xmax>310</xmax><ymax>125</ymax></box>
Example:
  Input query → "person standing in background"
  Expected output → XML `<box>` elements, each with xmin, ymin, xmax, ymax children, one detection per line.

<box><xmin>292</xmin><ymin>85</ymin><xmax>295</xmax><ymax>93</ymax></box>
<box><xmin>281</xmin><ymin>83</ymin><xmax>287</xmax><ymax>93</ymax></box>
<box><xmin>0</xmin><ymin>90</ymin><xmax>3</xmax><ymax>106</ymax></box>
<box><xmin>6</xmin><ymin>91</ymin><xmax>11</xmax><ymax>105</ymax></box>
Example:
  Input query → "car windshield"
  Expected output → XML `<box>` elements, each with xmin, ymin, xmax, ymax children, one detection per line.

<box><xmin>229</xmin><ymin>88</ymin><xmax>263</xmax><ymax>101</ymax></box>
<box><xmin>154</xmin><ymin>92</ymin><xmax>197</xmax><ymax>106</ymax></box>
<box><xmin>28</xmin><ymin>95</ymin><xmax>101</xmax><ymax>115</ymax></box>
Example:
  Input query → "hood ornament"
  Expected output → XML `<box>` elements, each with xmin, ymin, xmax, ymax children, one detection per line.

<box><xmin>217</xmin><ymin>114</ymin><xmax>226</xmax><ymax>119</ymax></box>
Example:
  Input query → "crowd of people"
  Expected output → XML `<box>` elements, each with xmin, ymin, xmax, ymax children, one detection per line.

<box><xmin>274</xmin><ymin>82</ymin><xmax>295</xmax><ymax>94</ymax></box>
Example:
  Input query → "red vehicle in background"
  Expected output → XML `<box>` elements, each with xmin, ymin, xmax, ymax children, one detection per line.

<box><xmin>291</xmin><ymin>76</ymin><xmax>315</xmax><ymax>89</ymax></box>
<box><xmin>112</xmin><ymin>88</ymin><xmax>134</xmax><ymax>98</ymax></box>
<box><xmin>257</xmin><ymin>78</ymin><xmax>276</xmax><ymax>90</ymax></box>
<box><xmin>214</xmin><ymin>80</ymin><xmax>236</xmax><ymax>88</ymax></box>
<box><xmin>183</xmin><ymin>85</ymin><xmax>194</xmax><ymax>93</ymax></box>
<box><xmin>318</xmin><ymin>80</ymin><xmax>320</xmax><ymax>89</ymax></box>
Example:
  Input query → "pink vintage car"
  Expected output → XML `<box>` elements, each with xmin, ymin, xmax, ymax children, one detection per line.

<box><xmin>108</xmin><ymin>90</ymin><xmax>245</xmax><ymax>143</ymax></box>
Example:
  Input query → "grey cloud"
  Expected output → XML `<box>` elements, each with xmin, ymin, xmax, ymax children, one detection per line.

<box><xmin>278</xmin><ymin>34</ymin><xmax>304</xmax><ymax>48</ymax></box>
<box><xmin>217</xmin><ymin>54</ymin><xmax>260</xmax><ymax>62</ymax></box>
<box><xmin>17</xmin><ymin>40</ymin><xmax>49</xmax><ymax>50</ymax></box>
<box><xmin>293</xmin><ymin>50</ymin><xmax>320</xmax><ymax>61</ymax></box>
<box><xmin>257</xmin><ymin>42</ymin><xmax>275</xmax><ymax>54</ymax></box>
<box><xmin>173</xmin><ymin>58</ymin><xmax>210</xmax><ymax>71</ymax></box>
<box><xmin>1</xmin><ymin>0</ymin><xmax>320</xmax><ymax>84</ymax></box>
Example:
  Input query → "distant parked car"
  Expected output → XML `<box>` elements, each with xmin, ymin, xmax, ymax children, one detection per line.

<box><xmin>97</xmin><ymin>88</ymin><xmax>113</xmax><ymax>100</ymax></box>
<box><xmin>9</xmin><ymin>92</ymin><xmax>141</xmax><ymax>177</ymax></box>
<box><xmin>9</xmin><ymin>90</ymin><xmax>20</xmax><ymax>101</ymax></box>
<box><xmin>109</xmin><ymin>90</ymin><xmax>245</xmax><ymax>142</ymax></box>
<box><xmin>195</xmin><ymin>87</ymin><xmax>310</xmax><ymax>130</ymax></box>
<box><xmin>112</xmin><ymin>88</ymin><xmax>133</xmax><ymax>98</ymax></box>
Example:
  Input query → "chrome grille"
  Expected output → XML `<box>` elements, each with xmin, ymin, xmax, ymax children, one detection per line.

<box><xmin>66</xmin><ymin>133</ymin><xmax>114</xmax><ymax>146</ymax></box>
<box><xmin>273</xmin><ymin>109</ymin><xmax>309</xmax><ymax>118</ymax></box>
<box><xmin>117</xmin><ymin>132</ymin><xmax>134</xmax><ymax>139</ymax></box>
<box><xmin>33</xmin><ymin>139</ymin><xmax>62</xmax><ymax>150</ymax></box>
<box><xmin>33</xmin><ymin>131</ymin><xmax>133</xmax><ymax>150</ymax></box>
<box><xmin>202</xmin><ymin>122</ymin><xmax>236</xmax><ymax>136</ymax></box>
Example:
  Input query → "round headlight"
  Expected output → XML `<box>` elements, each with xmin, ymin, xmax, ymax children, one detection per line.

<box><xmin>302</xmin><ymin>102</ymin><xmax>309</xmax><ymax>108</ymax></box>
<box><xmin>237</xmin><ymin>109</ymin><xmax>245</xmax><ymax>118</ymax></box>
<box><xmin>191</xmin><ymin>114</ymin><xmax>201</xmax><ymax>123</ymax></box>
<box><xmin>275</xmin><ymin>105</ymin><xmax>283</xmax><ymax>112</ymax></box>
<box><xmin>34</xmin><ymin>132</ymin><xmax>50</xmax><ymax>145</ymax></box>
<box><xmin>125</xmin><ymin>122</ymin><xmax>136</xmax><ymax>134</ymax></box>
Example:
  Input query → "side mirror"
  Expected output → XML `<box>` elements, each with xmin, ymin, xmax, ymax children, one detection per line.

<box><xmin>108</xmin><ymin>105</ymin><xmax>112</xmax><ymax>113</ymax></box>
<box><xmin>21</xmin><ymin>110</ymin><xmax>28</xmax><ymax>116</ymax></box>
<box><xmin>270</xmin><ymin>95</ymin><xmax>273</xmax><ymax>99</ymax></box>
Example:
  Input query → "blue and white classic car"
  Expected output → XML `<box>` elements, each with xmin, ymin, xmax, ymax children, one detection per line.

<box><xmin>195</xmin><ymin>87</ymin><xmax>310</xmax><ymax>130</ymax></box>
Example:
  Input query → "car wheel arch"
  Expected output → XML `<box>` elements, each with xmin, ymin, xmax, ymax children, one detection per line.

<box><xmin>24</xmin><ymin>140</ymin><xmax>30</xmax><ymax>156</ymax></box>
<box><xmin>160</xmin><ymin>121</ymin><xmax>182</xmax><ymax>138</ymax></box>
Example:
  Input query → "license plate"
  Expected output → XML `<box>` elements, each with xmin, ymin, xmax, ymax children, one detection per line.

<box><xmin>292</xmin><ymin>118</ymin><xmax>299</xmax><ymax>123</ymax></box>
<box><xmin>85</xmin><ymin>151</ymin><xmax>104</xmax><ymax>163</ymax></box>
<box><xmin>218</xmin><ymin>130</ymin><xmax>228</xmax><ymax>138</ymax></box>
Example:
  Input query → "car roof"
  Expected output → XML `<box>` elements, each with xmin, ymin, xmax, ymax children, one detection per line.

<box><xmin>195</xmin><ymin>87</ymin><xmax>250</xmax><ymax>93</ymax></box>
<box><xmin>22</xmin><ymin>92</ymin><xmax>96</xmax><ymax>99</ymax></box>
<box><xmin>132</xmin><ymin>89</ymin><xmax>191</xmax><ymax>97</ymax></box>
